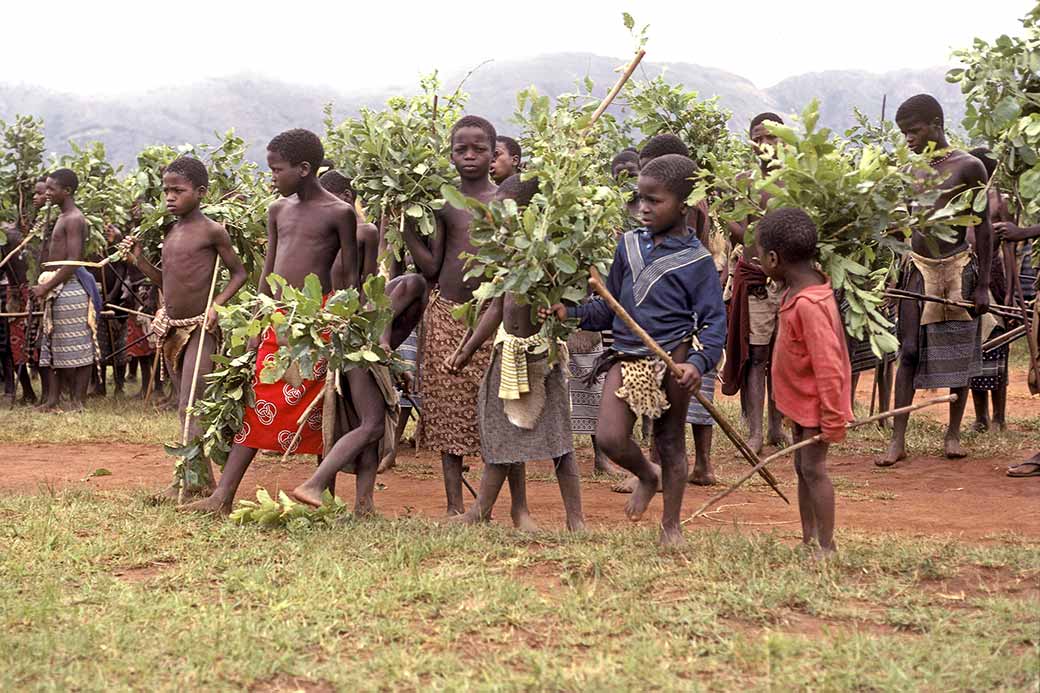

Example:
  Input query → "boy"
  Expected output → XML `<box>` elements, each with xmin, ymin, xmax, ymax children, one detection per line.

<box><xmin>756</xmin><ymin>208</ymin><xmax>853</xmax><ymax>557</ymax></box>
<box><xmin>122</xmin><ymin>156</ymin><xmax>248</xmax><ymax>498</ymax></box>
<box><xmin>448</xmin><ymin>175</ymin><xmax>584</xmax><ymax>531</ymax></box>
<box><xmin>402</xmin><ymin>115</ymin><xmax>498</xmax><ymax>516</ymax></box>
<box><xmin>721</xmin><ymin>113</ymin><xmax>789</xmax><ymax>454</ymax></box>
<box><xmin>320</xmin><ymin>169</ymin><xmax>380</xmax><ymax>288</ymax></box>
<box><xmin>182</xmin><ymin>130</ymin><xmax>358</xmax><ymax>515</ymax></box>
<box><xmin>490</xmin><ymin>136</ymin><xmax>521</xmax><ymax>185</ymax></box>
<box><xmin>881</xmin><ymin>95</ymin><xmax>991</xmax><ymax>465</ymax></box>
<box><xmin>1</xmin><ymin>224</ymin><xmax>36</xmax><ymax>403</ymax></box>
<box><xmin>546</xmin><ymin>154</ymin><xmax>726</xmax><ymax>546</ymax></box>
<box><xmin>31</xmin><ymin>168</ymin><xmax>95</xmax><ymax>412</ymax></box>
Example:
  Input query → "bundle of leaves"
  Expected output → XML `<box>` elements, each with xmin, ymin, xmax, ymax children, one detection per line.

<box><xmin>445</xmin><ymin>87</ymin><xmax>629</xmax><ymax>345</ymax></box>
<box><xmin>710</xmin><ymin>101</ymin><xmax>976</xmax><ymax>357</ymax></box>
<box><xmin>325</xmin><ymin>73</ymin><xmax>464</xmax><ymax>257</ymax></box>
<box><xmin>622</xmin><ymin>75</ymin><xmax>746</xmax><ymax>170</ymax></box>
<box><xmin>950</xmin><ymin>6</ymin><xmax>1040</xmax><ymax>262</ymax></box>
<box><xmin>230</xmin><ymin>489</ymin><xmax>348</xmax><ymax>530</ymax></box>
<box><xmin>0</xmin><ymin>114</ymin><xmax>46</xmax><ymax>243</ymax></box>
<box><xmin>130</xmin><ymin>132</ymin><xmax>274</xmax><ymax>284</ymax></box>
<box><xmin>166</xmin><ymin>273</ymin><xmax>400</xmax><ymax>489</ymax></box>
<box><xmin>52</xmin><ymin>141</ymin><xmax>134</xmax><ymax>257</ymax></box>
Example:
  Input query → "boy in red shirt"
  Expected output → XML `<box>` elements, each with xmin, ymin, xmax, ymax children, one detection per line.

<box><xmin>756</xmin><ymin>208</ymin><xmax>853</xmax><ymax>557</ymax></box>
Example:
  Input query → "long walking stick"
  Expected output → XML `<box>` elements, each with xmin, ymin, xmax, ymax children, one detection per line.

<box><xmin>0</xmin><ymin>230</ymin><xmax>38</xmax><ymax>270</ymax></box>
<box><xmin>178</xmin><ymin>255</ymin><xmax>222</xmax><ymax>502</ymax></box>
<box><xmin>684</xmin><ymin>394</ymin><xmax>957</xmax><ymax>523</ymax></box>
<box><xmin>588</xmin><ymin>267</ymin><xmax>789</xmax><ymax>504</ymax></box>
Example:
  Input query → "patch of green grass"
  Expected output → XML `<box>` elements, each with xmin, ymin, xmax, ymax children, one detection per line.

<box><xmin>0</xmin><ymin>395</ymin><xmax>179</xmax><ymax>445</ymax></box>
<box><xmin>1</xmin><ymin>490</ymin><xmax>1037</xmax><ymax>690</ymax></box>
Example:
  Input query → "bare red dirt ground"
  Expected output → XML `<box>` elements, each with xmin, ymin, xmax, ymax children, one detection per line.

<box><xmin>2</xmin><ymin>369</ymin><xmax>1036</xmax><ymax>540</ymax></box>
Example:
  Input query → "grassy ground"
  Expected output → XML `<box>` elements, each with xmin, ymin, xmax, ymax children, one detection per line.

<box><xmin>1</xmin><ymin>489</ymin><xmax>1037</xmax><ymax>691</ymax></box>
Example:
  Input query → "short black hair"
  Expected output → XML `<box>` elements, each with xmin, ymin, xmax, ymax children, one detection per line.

<box><xmin>611</xmin><ymin>149</ymin><xmax>639</xmax><ymax>170</ymax></box>
<box><xmin>267</xmin><ymin>128</ymin><xmax>325</xmax><ymax>170</ymax></box>
<box><xmin>495</xmin><ymin>174</ymin><xmax>540</xmax><ymax>208</ymax></box>
<box><xmin>48</xmin><ymin>168</ymin><xmax>78</xmax><ymax>194</ymax></box>
<box><xmin>895</xmin><ymin>94</ymin><xmax>944</xmax><ymax>128</ymax></box>
<box><xmin>749</xmin><ymin>112</ymin><xmax>784</xmax><ymax>137</ymax></box>
<box><xmin>497</xmin><ymin>135</ymin><xmax>521</xmax><ymax>160</ymax></box>
<box><xmin>640</xmin><ymin>133</ymin><xmax>689</xmax><ymax>162</ymax></box>
<box><xmin>639</xmin><ymin>154</ymin><xmax>698</xmax><ymax>201</ymax></box>
<box><xmin>165</xmin><ymin>156</ymin><xmax>209</xmax><ymax>189</ymax></box>
<box><xmin>756</xmin><ymin>207</ymin><xmax>817</xmax><ymax>263</ymax></box>
<box><xmin>451</xmin><ymin>115</ymin><xmax>497</xmax><ymax>146</ymax></box>
<box><xmin>969</xmin><ymin>147</ymin><xmax>997</xmax><ymax>180</ymax></box>
<box><xmin>319</xmin><ymin>170</ymin><xmax>353</xmax><ymax>196</ymax></box>
<box><xmin>36</xmin><ymin>175</ymin><xmax>48</xmax><ymax>184</ymax></box>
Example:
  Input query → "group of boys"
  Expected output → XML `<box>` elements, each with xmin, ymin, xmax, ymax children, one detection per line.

<box><xmin>3</xmin><ymin>87</ymin><xmax>1035</xmax><ymax>554</ymax></box>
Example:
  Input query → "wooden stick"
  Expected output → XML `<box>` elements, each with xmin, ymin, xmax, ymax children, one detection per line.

<box><xmin>0</xmin><ymin>231</ymin><xmax>38</xmax><ymax>270</ymax></box>
<box><xmin>983</xmin><ymin>324</ymin><xmax>1027</xmax><ymax>353</ymax></box>
<box><xmin>42</xmin><ymin>258</ymin><xmax>109</xmax><ymax>269</ymax></box>
<box><xmin>587</xmin><ymin>267</ymin><xmax>789</xmax><ymax>504</ymax></box>
<box><xmin>1012</xmin><ymin>257</ymin><xmax>1040</xmax><ymax>384</ymax></box>
<box><xmin>885</xmin><ymin>289</ymin><xmax>1023</xmax><ymax>322</ymax></box>
<box><xmin>684</xmin><ymin>394</ymin><xmax>958</xmax><ymax>523</ymax></box>
<box><xmin>589</xmin><ymin>49</ymin><xmax>646</xmax><ymax>125</ymax></box>
<box><xmin>105</xmin><ymin>303</ymin><xmax>154</xmax><ymax>320</ymax></box>
<box><xmin>178</xmin><ymin>255</ymin><xmax>222</xmax><ymax>502</ymax></box>
<box><xmin>280</xmin><ymin>388</ymin><xmax>324</xmax><ymax>464</ymax></box>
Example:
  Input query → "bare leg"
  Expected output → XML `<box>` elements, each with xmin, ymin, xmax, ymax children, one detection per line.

<box><xmin>179</xmin><ymin>443</ymin><xmax>259</xmax><ymax>515</ymax></box>
<box><xmin>553</xmin><ymin>452</ymin><xmax>585</xmax><ymax>531</ymax></box>
<box><xmin>655</xmin><ymin>357</ymin><xmax>692</xmax><ymax>547</ymax></box>
<box><xmin>177</xmin><ymin>329</ymin><xmax>218</xmax><ymax>491</ymax></box>
<box><xmin>504</xmin><ymin>464</ymin><xmax>537</xmax><ymax>531</ymax></box>
<box><xmin>766</xmin><ymin>367</ymin><xmax>789</xmax><ymax>447</ymax></box>
<box><xmin>383</xmin><ymin>274</ymin><xmax>428</xmax><ymax>350</ymax></box>
<box><xmin>291</xmin><ymin>368</ymin><xmax>386</xmax><ymax>507</ymax></box>
<box><xmin>595</xmin><ymin>363</ymin><xmax>657</xmax><ymax>521</ymax></box>
<box><xmin>881</xmin><ymin>297</ymin><xmax>919</xmax><ymax>466</ymax></box>
<box><xmin>745</xmin><ymin>344</ymin><xmax>769</xmax><ymax>454</ymax></box>
<box><xmin>591</xmin><ymin>435</ymin><xmax>624</xmax><ymax>476</ymax></box>
<box><xmin>793</xmin><ymin>424</ymin><xmax>836</xmax><ymax>557</ymax></box>
<box><xmin>353</xmin><ymin>445</ymin><xmax>380</xmax><ymax>516</ymax></box>
<box><xmin>69</xmin><ymin>366</ymin><xmax>91</xmax><ymax>411</ymax></box>
<box><xmin>876</xmin><ymin>360</ymin><xmax>894</xmax><ymax>428</ymax></box>
<box><xmin>971</xmin><ymin>387</ymin><xmax>990</xmax><ymax>432</ymax></box>
<box><xmin>688</xmin><ymin>423</ymin><xmax>716</xmax><ymax>485</ymax></box>
<box><xmin>17</xmin><ymin>366</ymin><xmax>35</xmax><ymax>403</ymax></box>
<box><xmin>945</xmin><ymin>386</ymin><xmax>969</xmax><ymax>459</ymax></box>
<box><xmin>850</xmin><ymin>372</ymin><xmax>861</xmax><ymax>412</ymax></box>
<box><xmin>38</xmin><ymin>366</ymin><xmax>52</xmax><ymax>405</ymax></box>
<box><xmin>379</xmin><ymin>406</ymin><xmax>411</xmax><ymax>473</ymax></box>
<box><xmin>453</xmin><ymin>463</ymin><xmax>508</xmax><ymax>524</ymax></box>
<box><xmin>442</xmin><ymin>453</ymin><xmax>465</xmax><ymax>516</ymax></box>
<box><xmin>992</xmin><ymin>381</ymin><xmax>1007</xmax><ymax>431</ymax></box>
<box><xmin>137</xmin><ymin>357</ymin><xmax>152</xmax><ymax>399</ymax></box>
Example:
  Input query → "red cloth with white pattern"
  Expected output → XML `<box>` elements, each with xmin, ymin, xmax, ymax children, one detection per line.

<box><xmin>125</xmin><ymin>316</ymin><xmax>154</xmax><ymax>358</ymax></box>
<box><xmin>236</xmin><ymin>324</ymin><xmax>328</xmax><ymax>455</ymax></box>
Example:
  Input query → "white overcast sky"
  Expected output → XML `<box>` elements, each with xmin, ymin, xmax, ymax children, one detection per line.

<box><xmin>2</xmin><ymin>0</ymin><xmax>1028</xmax><ymax>95</ymax></box>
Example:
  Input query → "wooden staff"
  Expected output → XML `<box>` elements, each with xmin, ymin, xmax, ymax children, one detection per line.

<box><xmin>105</xmin><ymin>303</ymin><xmax>154</xmax><ymax>320</ymax></box>
<box><xmin>178</xmin><ymin>255</ymin><xmax>222</xmax><ymax>502</ymax></box>
<box><xmin>588</xmin><ymin>267</ymin><xmax>789</xmax><ymax>504</ymax></box>
<box><xmin>685</xmin><ymin>394</ymin><xmax>958</xmax><ymax>523</ymax></box>
<box><xmin>589</xmin><ymin>49</ymin><xmax>646</xmax><ymax>125</ymax></box>
<box><xmin>885</xmin><ymin>288</ymin><xmax>1023</xmax><ymax>322</ymax></box>
<box><xmin>0</xmin><ymin>231</ymin><xmax>38</xmax><ymax>270</ymax></box>
<box><xmin>983</xmin><ymin>324</ymin><xmax>1027</xmax><ymax>353</ymax></box>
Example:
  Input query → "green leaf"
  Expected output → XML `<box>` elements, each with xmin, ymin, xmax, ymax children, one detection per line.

<box><xmin>440</xmin><ymin>184</ymin><xmax>468</xmax><ymax>211</ymax></box>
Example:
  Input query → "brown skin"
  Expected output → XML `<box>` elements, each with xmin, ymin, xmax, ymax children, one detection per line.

<box><xmin>758</xmin><ymin>240</ymin><xmax>838</xmax><ymax>556</ymax></box>
<box><xmin>32</xmin><ymin>177</ymin><xmax>89</xmax><ymax>412</ymax></box>
<box><xmin>449</xmin><ymin>293</ymin><xmax>585</xmax><ymax>532</ymax></box>
<box><xmin>881</xmin><ymin>116</ymin><xmax>993</xmax><ymax>465</ymax></box>
<box><xmin>324</xmin><ymin>187</ymin><xmax>379</xmax><ymax>292</ymax></box>
<box><xmin>124</xmin><ymin>171</ymin><xmax>248</xmax><ymax>497</ymax></box>
<box><xmin>490</xmin><ymin>140</ymin><xmax>520</xmax><ymax>185</ymax></box>
<box><xmin>0</xmin><ymin>225</ymin><xmax>36</xmax><ymax>403</ymax></box>
<box><xmin>545</xmin><ymin>174</ymin><xmax>702</xmax><ymax>546</ymax></box>
<box><xmin>181</xmin><ymin>147</ymin><xmax>358</xmax><ymax>515</ymax></box>
<box><xmin>402</xmin><ymin>124</ymin><xmax>497</xmax><ymax>515</ymax></box>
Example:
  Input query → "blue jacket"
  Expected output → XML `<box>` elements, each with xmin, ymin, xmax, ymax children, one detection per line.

<box><xmin>569</xmin><ymin>228</ymin><xmax>726</xmax><ymax>376</ymax></box>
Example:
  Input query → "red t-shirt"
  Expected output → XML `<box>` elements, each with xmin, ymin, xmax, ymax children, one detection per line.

<box><xmin>772</xmin><ymin>281</ymin><xmax>854</xmax><ymax>442</ymax></box>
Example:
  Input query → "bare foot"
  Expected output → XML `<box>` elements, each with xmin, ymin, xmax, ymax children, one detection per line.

<box><xmin>511</xmin><ymin>510</ymin><xmax>539</xmax><ymax>532</ymax></box>
<box><xmin>624</xmin><ymin>472</ymin><xmax>658</xmax><ymax>521</ymax></box>
<box><xmin>448</xmin><ymin>508</ymin><xmax>483</xmax><ymax>524</ymax></box>
<box><xmin>377</xmin><ymin>451</ymin><xmax>397</xmax><ymax>474</ymax></box>
<box><xmin>972</xmin><ymin>419</ymin><xmax>989</xmax><ymax>433</ymax></box>
<box><xmin>812</xmin><ymin>544</ymin><xmax>838</xmax><ymax>561</ymax></box>
<box><xmin>767</xmin><ymin>431</ymin><xmax>791</xmax><ymax>448</ymax></box>
<box><xmin>612</xmin><ymin>474</ymin><xmax>663</xmax><ymax>494</ymax></box>
<box><xmin>445</xmin><ymin>507</ymin><xmax>465</xmax><ymax>518</ymax></box>
<box><xmin>876</xmin><ymin>441</ymin><xmax>907</xmax><ymax>467</ymax></box>
<box><xmin>747</xmin><ymin>433</ymin><xmax>764</xmax><ymax>456</ymax></box>
<box><xmin>177</xmin><ymin>494</ymin><xmax>232</xmax><ymax>516</ymax></box>
<box><xmin>688</xmin><ymin>466</ymin><xmax>717</xmax><ymax>486</ymax></box>
<box><xmin>992</xmin><ymin>420</ymin><xmax>1007</xmax><ymax>432</ymax></box>
<box><xmin>566</xmin><ymin>516</ymin><xmax>587</xmax><ymax>532</ymax></box>
<box><xmin>593</xmin><ymin>454</ymin><xmax>625</xmax><ymax>477</ymax></box>
<box><xmin>659</xmin><ymin>525</ymin><xmax>685</xmax><ymax>548</ymax></box>
<box><xmin>288</xmin><ymin>484</ymin><xmax>325</xmax><ymax>508</ymax></box>
<box><xmin>944</xmin><ymin>437</ymin><xmax>968</xmax><ymax>459</ymax></box>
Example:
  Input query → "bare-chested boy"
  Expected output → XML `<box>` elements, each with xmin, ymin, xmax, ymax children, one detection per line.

<box><xmin>122</xmin><ymin>156</ymin><xmax>248</xmax><ymax>498</ymax></box>
<box><xmin>720</xmin><ymin>113</ymin><xmax>788</xmax><ymax>454</ymax></box>
<box><xmin>402</xmin><ymin>115</ymin><xmax>498</xmax><ymax>516</ymax></box>
<box><xmin>1</xmin><ymin>223</ymin><xmax>36</xmax><ymax>404</ymax></box>
<box><xmin>321</xmin><ymin>170</ymin><xmax>379</xmax><ymax>289</ymax></box>
<box><xmin>490</xmin><ymin>136</ymin><xmax>521</xmax><ymax>185</ymax></box>
<box><xmin>182</xmin><ymin>129</ymin><xmax>358</xmax><ymax>514</ymax></box>
<box><xmin>32</xmin><ymin>168</ymin><xmax>95</xmax><ymax>412</ymax></box>
<box><xmin>880</xmin><ymin>94</ymin><xmax>992</xmax><ymax>466</ymax></box>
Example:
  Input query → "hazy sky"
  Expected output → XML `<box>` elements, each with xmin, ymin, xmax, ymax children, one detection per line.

<box><xmin>3</xmin><ymin>0</ymin><xmax>1027</xmax><ymax>95</ymax></box>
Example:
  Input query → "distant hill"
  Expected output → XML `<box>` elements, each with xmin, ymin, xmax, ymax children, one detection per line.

<box><xmin>0</xmin><ymin>54</ymin><xmax>966</xmax><ymax>167</ymax></box>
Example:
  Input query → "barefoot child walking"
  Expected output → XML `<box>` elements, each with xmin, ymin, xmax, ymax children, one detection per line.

<box><xmin>546</xmin><ymin>154</ymin><xmax>726</xmax><ymax>546</ymax></box>
<box><xmin>122</xmin><ymin>156</ymin><xmax>248</xmax><ymax>498</ymax></box>
<box><xmin>448</xmin><ymin>175</ymin><xmax>585</xmax><ymax>532</ymax></box>
<box><xmin>755</xmin><ymin>208</ymin><xmax>853</xmax><ymax>557</ymax></box>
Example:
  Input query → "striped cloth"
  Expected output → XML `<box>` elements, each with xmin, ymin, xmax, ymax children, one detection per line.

<box><xmin>39</xmin><ymin>275</ymin><xmax>96</xmax><ymax>369</ymax></box>
<box><xmin>567</xmin><ymin>331</ymin><xmax>604</xmax><ymax>435</ymax></box>
<box><xmin>493</xmin><ymin>325</ymin><xmax>553</xmax><ymax>400</ymax></box>
<box><xmin>685</xmin><ymin>368</ymin><xmax>718</xmax><ymax>426</ymax></box>
<box><xmin>395</xmin><ymin>327</ymin><xmax>420</xmax><ymax>408</ymax></box>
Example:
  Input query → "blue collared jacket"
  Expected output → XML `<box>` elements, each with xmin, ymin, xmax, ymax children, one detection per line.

<box><xmin>568</xmin><ymin>228</ymin><xmax>726</xmax><ymax>376</ymax></box>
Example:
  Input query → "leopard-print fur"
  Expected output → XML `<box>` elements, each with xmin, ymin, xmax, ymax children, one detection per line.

<box><xmin>616</xmin><ymin>357</ymin><xmax>670</xmax><ymax>419</ymax></box>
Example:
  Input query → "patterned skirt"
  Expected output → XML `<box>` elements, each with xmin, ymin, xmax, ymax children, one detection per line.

<box><xmin>685</xmin><ymin>368</ymin><xmax>718</xmax><ymax>426</ymax></box>
<box><xmin>39</xmin><ymin>276</ymin><xmax>96</xmax><ymax>369</ymax></box>
<box><xmin>566</xmin><ymin>330</ymin><xmax>604</xmax><ymax>435</ymax></box>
